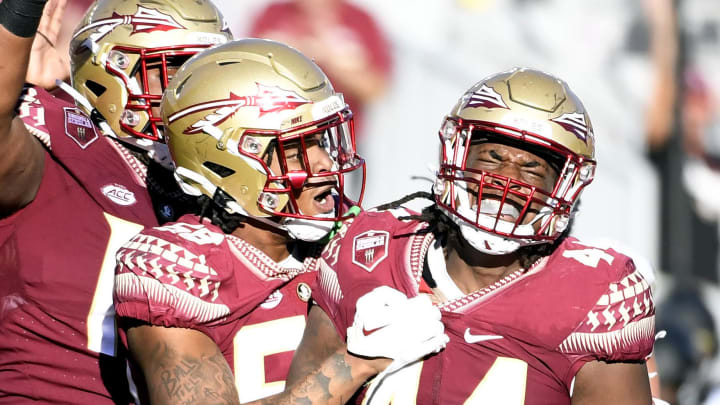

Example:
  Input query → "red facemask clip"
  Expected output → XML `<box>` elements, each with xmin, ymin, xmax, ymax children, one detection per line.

<box><xmin>286</xmin><ymin>170</ymin><xmax>308</xmax><ymax>189</ymax></box>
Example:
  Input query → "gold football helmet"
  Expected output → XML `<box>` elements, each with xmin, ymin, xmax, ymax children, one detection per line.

<box><xmin>162</xmin><ymin>39</ymin><xmax>366</xmax><ymax>241</ymax></box>
<box><xmin>69</xmin><ymin>0</ymin><xmax>231</xmax><ymax>153</ymax></box>
<box><xmin>435</xmin><ymin>68</ymin><xmax>596</xmax><ymax>254</ymax></box>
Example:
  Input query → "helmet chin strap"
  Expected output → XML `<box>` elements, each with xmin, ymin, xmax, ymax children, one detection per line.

<box><xmin>175</xmin><ymin>166</ymin><xmax>335</xmax><ymax>241</ymax></box>
<box><xmin>282</xmin><ymin>212</ymin><xmax>335</xmax><ymax>242</ymax></box>
<box><xmin>235</xmin><ymin>212</ymin><xmax>333</xmax><ymax>243</ymax></box>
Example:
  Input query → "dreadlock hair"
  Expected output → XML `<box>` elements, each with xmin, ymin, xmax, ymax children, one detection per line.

<box><xmin>375</xmin><ymin>191</ymin><xmax>573</xmax><ymax>270</ymax></box>
<box><xmin>193</xmin><ymin>194</ymin><xmax>248</xmax><ymax>234</ymax></box>
<box><xmin>375</xmin><ymin>190</ymin><xmax>462</xmax><ymax>246</ymax></box>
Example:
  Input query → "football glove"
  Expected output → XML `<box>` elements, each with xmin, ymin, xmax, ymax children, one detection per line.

<box><xmin>346</xmin><ymin>285</ymin><xmax>448</xmax><ymax>364</ymax></box>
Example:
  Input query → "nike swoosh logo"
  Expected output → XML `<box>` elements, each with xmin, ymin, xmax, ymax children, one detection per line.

<box><xmin>362</xmin><ymin>326</ymin><xmax>384</xmax><ymax>336</ymax></box>
<box><xmin>464</xmin><ymin>328</ymin><xmax>504</xmax><ymax>344</ymax></box>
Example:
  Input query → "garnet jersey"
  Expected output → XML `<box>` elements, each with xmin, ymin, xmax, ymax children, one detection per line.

<box><xmin>0</xmin><ymin>86</ymin><xmax>158</xmax><ymax>403</ymax></box>
<box><xmin>114</xmin><ymin>214</ymin><xmax>319</xmax><ymax>403</ymax></box>
<box><xmin>312</xmin><ymin>207</ymin><xmax>656</xmax><ymax>404</ymax></box>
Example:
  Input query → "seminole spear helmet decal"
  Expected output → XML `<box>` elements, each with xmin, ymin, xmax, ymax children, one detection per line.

<box><xmin>167</xmin><ymin>83</ymin><xmax>313</xmax><ymax>134</ymax></box>
<box><xmin>69</xmin><ymin>0</ymin><xmax>231</xmax><ymax>163</ymax></box>
<box><xmin>73</xmin><ymin>6</ymin><xmax>186</xmax><ymax>43</ymax></box>
<box><xmin>162</xmin><ymin>39</ymin><xmax>366</xmax><ymax>241</ymax></box>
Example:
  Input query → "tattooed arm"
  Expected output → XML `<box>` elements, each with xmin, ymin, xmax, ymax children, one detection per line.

<box><xmin>126</xmin><ymin>324</ymin><xmax>240</xmax><ymax>405</ymax></box>
<box><xmin>127</xmin><ymin>307</ymin><xmax>382</xmax><ymax>405</ymax></box>
<box><xmin>249</xmin><ymin>288</ymin><xmax>448</xmax><ymax>404</ymax></box>
<box><xmin>249</xmin><ymin>304</ymin><xmax>389</xmax><ymax>405</ymax></box>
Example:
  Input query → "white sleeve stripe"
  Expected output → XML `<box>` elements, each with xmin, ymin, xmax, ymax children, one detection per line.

<box><xmin>115</xmin><ymin>273</ymin><xmax>230</xmax><ymax>324</ymax></box>
<box><xmin>318</xmin><ymin>259</ymin><xmax>343</xmax><ymax>305</ymax></box>
<box><xmin>558</xmin><ymin>316</ymin><xmax>655</xmax><ymax>355</ymax></box>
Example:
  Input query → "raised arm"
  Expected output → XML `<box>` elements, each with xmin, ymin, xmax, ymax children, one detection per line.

<box><xmin>0</xmin><ymin>0</ymin><xmax>53</xmax><ymax>216</ymax></box>
<box><xmin>25</xmin><ymin>0</ymin><xmax>69</xmax><ymax>89</ymax></box>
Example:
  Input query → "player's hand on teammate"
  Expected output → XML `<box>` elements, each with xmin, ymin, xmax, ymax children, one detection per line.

<box><xmin>346</xmin><ymin>286</ymin><xmax>449</xmax><ymax>370</ymax></box>
<box><xmin>26</xmin><ymin>0</ymin><xmax>69</xmax><ymax>89</ymax></box>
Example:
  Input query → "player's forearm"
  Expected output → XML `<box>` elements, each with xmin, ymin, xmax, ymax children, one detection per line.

<box><xmin>251</xmin><ymin>349</ymin><xmax>378</xmax><ymax>405</ymax></box>
<box><xmin>138</xmin><ymin>341</ymin><xmax>240</xmax><ymax>405</ymax></box>
<box><xmin>0</xmin><ymin>0</ymin><xmax>46</xmax><ymax>122</ymax></box>
<box><xmin>127</xmin><ymin>325</ymin><xmax>241</xmax><ymax>405</ymax></box>
<box><xmin>0</xmin><ymin>9</ymin><xmax>45</xmax><ymax>216</ymax></box>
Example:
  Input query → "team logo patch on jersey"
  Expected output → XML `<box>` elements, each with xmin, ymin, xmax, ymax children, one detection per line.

<box><xmin>261</xmin><ymin>289</ymin><xmax>283</xmax><ymax>309</ymax></box>
<box><xmin>64</xmin><ymin>108</ymin><xmax>98</xmax><ymax>149</ymax></box>
<box><xmin>297</xmin><ymin>282</ymin><xmax>312</xmax><ymax>302</ymax></box>
<box><xmin>352</xmin><ymin>230</ymin><xmax>389</xmax><ymax>272</ymax></box>
<box><xmin>101</xmin><ymin>184</ymin><xmax>137</xmax><ymax>206</ymax></box>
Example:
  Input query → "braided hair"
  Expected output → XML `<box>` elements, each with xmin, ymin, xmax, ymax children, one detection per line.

<box><xmin>375</xmin><ymin>191</ymin><xmax>571</xmax><ymax>269</ymax></box>
<box><xmin>192</xmin><ymin>192</ymin><xmax>323</xmax><ymax>260</ymax></box>
<box><xmin>191</xmin><ymin>193</ymin><xmax>248</xmax><ymax>234</ymax></box>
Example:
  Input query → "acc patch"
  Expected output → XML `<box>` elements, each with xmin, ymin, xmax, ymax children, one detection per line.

<box><xmin>101</xmin><ymin>184</ymin><xmax>137</xmax><ymax>206</ymax></box>
<box><xmin>64</xmin><ymin>107</ymin><xmax>98</xmax><ymax>149</ymax></box>
<box><xmin>297</xmin><ymin>282</ymin><xmax>312</xmax><ymax>302</ymax></box>
<box><xmin>352</xmin><ymin>230</ymin><xmax>389</xmax><ymax>272</ymax></box>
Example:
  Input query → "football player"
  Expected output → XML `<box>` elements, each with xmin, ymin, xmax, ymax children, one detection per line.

<box><xmin>292</xmin><ymin>68</ymin><xmax>657</xmax><ymax>404</ymax></box>
<box><xmin>114</xmin><ymin>38</ymin><xmax>448</xmax><ymax>404</ymax></box>
<box><xmin>0</xmin><ymin>0</ymin><xmax>229</xmax><ymax>402</ymax></box>
<box><xmin>66</xmin><ymin>0</ymin><xmax>232</xmax><ymax>223</ymax></box>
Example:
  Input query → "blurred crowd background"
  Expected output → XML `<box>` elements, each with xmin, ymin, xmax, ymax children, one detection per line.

<box><xmin>53</xmin><ymin>0</ymin><xmax>720</xmax><ymax>403</ymax></box>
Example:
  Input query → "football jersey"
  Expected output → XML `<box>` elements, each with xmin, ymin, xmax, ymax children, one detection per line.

<box><xmin>114</xmin><ymin>214</ymin><xmax>320</xmax><ymax>403</ymax></box>
<box><xmin>312</xmin><ymin>207</ymin><xmax>656</xmax><ymax>404</ymax></box>
<box><xmin>0</xmin><ymin>86</ymin><xmax>158</xmax><ymax>403</ymax></box>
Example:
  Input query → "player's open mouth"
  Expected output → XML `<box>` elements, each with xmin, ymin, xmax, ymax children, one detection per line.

<box><xmin>477</xmin><ymin>199</ymin><xmax>521</xmax><ymax>222</ymax></box>
<box><xmin>312</xmin><ymin>187</ymin><xmax>336</xmax><ymax>214</ymax></box>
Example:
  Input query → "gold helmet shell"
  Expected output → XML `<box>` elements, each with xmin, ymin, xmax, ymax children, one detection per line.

<box><xmin>162</xmin><ymin>38</ymin><xmax>365</xmax><ymax>222</ymax></box>
<box><xmin>436</xmin><ymin>68</ymin><xmax>597</xmax><ymax>253</ymax></box>
<box><xmin>69</xmin><ymin>0</ymin><xmax>231</xmax><ymax>148</ymax></box>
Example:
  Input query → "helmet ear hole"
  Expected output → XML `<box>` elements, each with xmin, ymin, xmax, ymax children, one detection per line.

<box><xmin>85</xmin><ymin>80</ymin><xmax>107</xmax><ymax>97</ymax></box>
<box><xmin>203</xmin><ymin>161</ymin><xmax>235</xmax><ymax>178</ymax></box>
